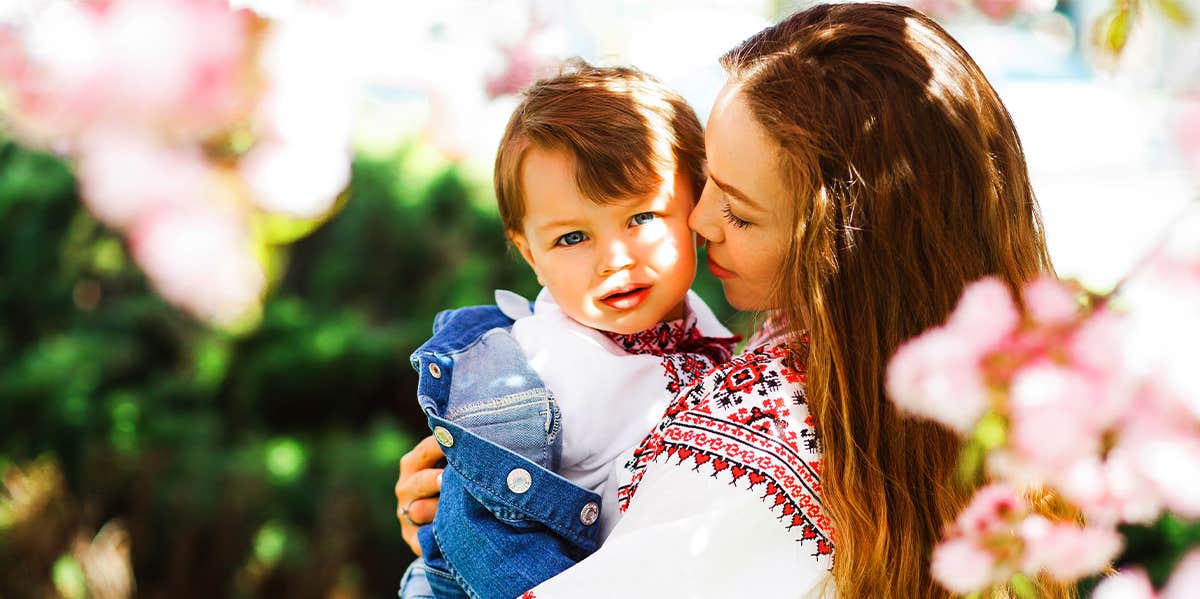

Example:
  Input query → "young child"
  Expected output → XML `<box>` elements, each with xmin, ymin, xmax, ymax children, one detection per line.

<box><xmin>401</xmin><ymin>63</ymin><xmax>737</xmax><ymax>599</ymax></box>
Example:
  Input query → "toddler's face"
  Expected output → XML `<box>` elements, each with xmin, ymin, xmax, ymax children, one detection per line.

<box><xmin>510</xmin><ymin>147</ymin><xmax>697</xmax><ymax>335</ymax></box>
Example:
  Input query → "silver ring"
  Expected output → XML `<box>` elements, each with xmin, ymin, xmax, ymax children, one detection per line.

<box><xmin>401</xmin><ymin>501</ymin><xmax>429</xmax><ymax>527</ymax></box>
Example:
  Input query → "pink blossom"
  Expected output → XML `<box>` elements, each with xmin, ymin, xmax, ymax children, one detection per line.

<box><xmin>1056</xmin><ymin>450</ymin><xmax>1162</xmax><ymax>525</ymax></box>
<box><xmin>4</xmin><ymin>3</ymin><xmax>108</xmax><ymax>142</ymax></box>
<box><xmin>0</xmin><ymin>26</ymin><xmax>24</xmax><ymax>82</ymax></box>
<box><xmin>886</xmin><ymin>327</ymin><xmax>989</xmax><ymax>434</ymax></box>
<box><xmin>902</xmin><ymin>0</ymin><xmax>962</xmax><ymax>20</ymax></box>
<box><xmin>1134</xmin><ymin>437</ymin><xmax>1200</xmax><ymax>520</ymax></box>
<box><xmin>974</xmin><ymin>0</ymin><xmax>1023</xmax><ymax>20</ymax></box>
<box><xmin>886</xmin><ymin>277</ymin><xmax>1026</xmax><ymax>434</ymax></box>
<box><xmin>973</xmin><ymin>0</ymin><xmax>1054</xmax><ymax>19</ymax></box>
<box><xmin>947</xmin><ymin>277</ymin><xmax>1020</xmax><ymax>353</ymax></box>
<box><xmin>931</xmin><ymin>537</ymin><xmax>1002</xmax><ymax>593</ymax></box>
<box><xmin>253</xmin><ymin>9</ymin><xmax>355</xmax><ymax>146</ymax></box>
<box><xmin>6</xmin><ymin>0</ymin><xmax>252</xmax><ymax>144</ymax></box>
<box><xmin>931</xmin><ymin>484</ymin><xmax>1027</xmax><ymax>593</ymax></box>
<box><xmin>954</xmin><ymin>483</ymin><xmax>1024</xmax><ymax>538</ymax></box>
<box><xmin>1066</xmin><ymin>309</ymin><xmax>1134</xmax><ymax>412</ymax></box>
<box><xmin>1120</xmin><ymin>209</ymin><xmax>1200</xmax><ymax>417</ymax></box>
<box><xmin>484</xmin><ymin>17</ymin><xmax>561</xmax><ymax>99</ymax></box>
<box><xmin>239</xmin><ymin>141</ymin><xmax>349</xmax><ymax>219</ymax></box>
<box><xmin>1008</xmin><ymin>362</ymin><xmax>1105</xmax><ymax>471</ymax></box>
<box><xmin>1092</xmin><ymin>568</ymin><xmax>1157</xmax><ymax>599</ymax></box>
<box><xmin>1017</xmin><ymin>515</ymin><xmax>1122</xmax><ymax>581</ymax></box>
<box><xmin>1068</xmin><ymin>309</ymin><xmax>1129</xmax><ymax>373</ymax></box>
<box><xmin>130</xmin><ymin>204</ymin><xmax>265</xmax><ymax>326</ymax></box>
<box><xmin>241</xmin><ymin>8</ymin><xmax>353</xmax><ymax>219</ymax></box>
<box><xmin>100</xmin><ymin>0</ymin><xmax>252</xmax><ymax>137</ymax></box>
<box><xmin>1162</xmin><ymin>549</ymin><xmax>1200</xmax><ymax>599</ymax></box>
<box><xmin>75</xmin><ymin>129</ymin><xmax>210</xmax><ymax>229</ymax></box>
<box><xmin>1022</xmin><ymin>276</ymin><xmax>1079</xmax><ymax>327</ymax></box>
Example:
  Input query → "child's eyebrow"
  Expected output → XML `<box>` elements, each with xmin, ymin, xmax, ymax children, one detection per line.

<box><xmin>710</xmin><ymin>174</ymin><xmax>764</xmax><ymax>213</ymax></box>
<box><xmin>536</xmin><ymin>218</ymin><xmax>584</xmax><ymax>232</ymax></box>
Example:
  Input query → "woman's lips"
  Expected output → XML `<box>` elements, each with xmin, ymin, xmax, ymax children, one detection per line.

<box><xmin>706</xmin><ymin>254</ymin><xmax>736</xmax><ymax>279</ymax></box>
<box><xmin>600</xmin><ymin>286</ymin><xmax>651</xmax><ymax>310</ymax></box>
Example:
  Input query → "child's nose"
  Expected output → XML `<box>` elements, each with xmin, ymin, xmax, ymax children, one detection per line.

<box><xmin>597</xmin><ymin>238</ymin><xmax>636</xmax><ymax>275</ymax></box>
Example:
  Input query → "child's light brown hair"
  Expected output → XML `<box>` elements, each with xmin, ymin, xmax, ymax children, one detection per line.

<box><xmin>494</xmin><ymin>61</ymin><xmax>705</xmax><ymax>233</ymax></box>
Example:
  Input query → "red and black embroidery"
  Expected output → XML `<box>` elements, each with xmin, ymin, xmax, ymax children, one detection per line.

<box><xmin>603</xmin><ymin>306</ymin><xmax>739</xmax><ymax>397</ymax></box>
<box><xmin>660</xmin><ymin>352</ymin><xmax>717</xmax><ymax>395</ymax></box>
<box><xmin>617</xmin><ymin>339</ymin><xmax>835</xmax><ymax>562</ymax></box>
<box><xmin>603</xmin><ymin>307</ymin><xmax>740</xmax><ymax>366</ymax></box>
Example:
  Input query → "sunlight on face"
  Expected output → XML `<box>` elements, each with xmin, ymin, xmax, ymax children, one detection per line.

<box><xmin>688</xmin><ymin>83</ymin><xmax>792</xmax><ymax>312</ymax></box>
<box><xmin>511</xmin><ymin>147</ymin><xmax>697</xmax><ymax>334</ymax></box>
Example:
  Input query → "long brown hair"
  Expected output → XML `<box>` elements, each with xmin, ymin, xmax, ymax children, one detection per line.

<box><xmin>721</xmin><ymin>4</ymin><xmax>1064</xmax><ymax>597</ymax></box>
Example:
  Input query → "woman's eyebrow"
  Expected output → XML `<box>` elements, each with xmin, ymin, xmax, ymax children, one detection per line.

<box><xmin>710</xmin><ymin>174</ymin><xmax>764</xmax><ymax>212</ymax></box>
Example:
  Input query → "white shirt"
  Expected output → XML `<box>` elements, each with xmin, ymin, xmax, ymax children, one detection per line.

<box><xmin>499</xmin><ymin>288</ymin><xmax>732</xmax><ymax>539</ymax></box>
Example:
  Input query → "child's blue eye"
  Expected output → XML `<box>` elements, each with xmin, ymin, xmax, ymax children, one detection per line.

<box><xmin>555</xmin><ymin>231</ymin><xmax>588</xmax><ymax>246</ymax></box>
<box><xmin>630</xmin><ymin>212</ymin><xmax>656</xmax><ymax>226</ymax></box>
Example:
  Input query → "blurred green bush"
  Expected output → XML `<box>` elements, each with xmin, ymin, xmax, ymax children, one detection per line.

<box><xmin>0</xmin><ymin>137</ymin><xmax>738</xmax><ymax>598</ymax></box>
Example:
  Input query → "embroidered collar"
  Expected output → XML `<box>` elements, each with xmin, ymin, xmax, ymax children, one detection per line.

<box><xmin>602</xmin><ymin>304</ymin><xmax>741</xmax><ymax>365</ymax></box>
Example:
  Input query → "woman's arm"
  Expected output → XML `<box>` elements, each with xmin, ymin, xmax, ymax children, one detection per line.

<box><xmin>394</xmin><ymin>435</ymin><xmax>444</xmax><ymax>555</ymax></box>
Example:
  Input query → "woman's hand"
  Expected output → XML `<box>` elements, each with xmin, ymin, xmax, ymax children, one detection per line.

<box><xmin>394</xmin><ymin>435</ymin><xmax>445</xmax><ymax>555</ymax></box>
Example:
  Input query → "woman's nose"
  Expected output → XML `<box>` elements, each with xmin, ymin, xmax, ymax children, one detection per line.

<box><xmin>688</xmin><ymin>179</ymin><xmax>724</xmax><ymax>244</ymax></box>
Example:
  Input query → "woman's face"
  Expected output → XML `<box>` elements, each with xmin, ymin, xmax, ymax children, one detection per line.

<box><xmin>689</xmin><ymin>84</ymin><xmax>793</xmax><ymax>311</ymax></box>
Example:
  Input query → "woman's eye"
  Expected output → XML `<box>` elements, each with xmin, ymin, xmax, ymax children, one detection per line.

<box><xmin>722</xmin><ymin>203</ymin><xmax>751</xmax><ymax>229</ymax></box>
<box><xmin>555</xmin><ymin>231</ymin><xmax>588</xmax><ymax>246</ymax></box>
<box><xmin>630</xmin><ymin>212</ymin><xmax>657</xmax><ymax>226</ymax></box>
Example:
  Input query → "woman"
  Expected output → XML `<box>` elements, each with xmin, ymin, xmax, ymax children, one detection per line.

<box><xmin>397</xmin><ymin>4</ymin><xmax>1067</xmax><ymax>597</ymax></box>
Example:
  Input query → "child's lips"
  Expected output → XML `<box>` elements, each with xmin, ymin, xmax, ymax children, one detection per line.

<box><xmin>599</xmin><ymin>285</ymin><xmax>651</xmax><ymax>311</ymax></box>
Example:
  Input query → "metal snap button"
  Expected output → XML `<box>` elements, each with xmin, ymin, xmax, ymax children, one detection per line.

<box><xmin>506</xmin><ymin>468</ymin><xmax>532</xmax><ymax>494</ymax></box>
<box><xmin>432</xmin><ymin>426</ymin><xmax>454</xmax><ymax>448</ymax></box>
<box><xmin>428</xmin><ymin>363</ymin><xmax>442</xmax><ymax>379</ymax></box>
<box><xmin>579</xmin><ymin>501</ymin><xmax>599</xmax><ymax>526</ymax></box>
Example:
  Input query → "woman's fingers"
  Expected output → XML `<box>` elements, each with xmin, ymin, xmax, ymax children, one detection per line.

<box><xmin>394</xmin><ymin>467</ymin><xmax>444</xmax><ymax>511</ymax></box>
<box><xmin>399</xmin><ymin>435</ymin><xmax>445</xmax><ymax>477</ymax></box>
<box><xmin>397</xmin><ymin>477</ymin><xmax>441</xmax><ymax>556</ymax></box>
<box><xmin>405</xmin><ymin>496</ymin><xmax>440</xmax><ymax>526</ymax></box>
<box><xmin>395</xmin><ymin>435</ymin><xmax>446</xmax><ymax>556</ymax></box>
<box><xmin>401</xmin><ymin>521</ymin><xmax>422</xmax><ymax>558</ymax></box>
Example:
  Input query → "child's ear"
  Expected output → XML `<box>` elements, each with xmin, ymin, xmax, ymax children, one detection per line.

<box><xmin>508</xmin><ymin>231</ymin><xmax>545</xmax><ymax>286</ymax></box>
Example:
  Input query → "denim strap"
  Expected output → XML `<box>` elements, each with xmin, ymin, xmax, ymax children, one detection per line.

<box><xmin>428</xmin><ymin>415</ymin><xmax>602</xmax><ymax>550</ymax></box>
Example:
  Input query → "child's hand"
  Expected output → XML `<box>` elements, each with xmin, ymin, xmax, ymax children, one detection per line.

<box><xmin>394</xmin><ymin>435</ymin><xmax>445</xmax><ymax>555</ymax></box>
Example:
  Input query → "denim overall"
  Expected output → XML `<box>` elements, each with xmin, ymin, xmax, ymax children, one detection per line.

<box><xmin>399</xmin><ymin>304</ymin><xmax>603</xmax><ymax>599</ymax></box>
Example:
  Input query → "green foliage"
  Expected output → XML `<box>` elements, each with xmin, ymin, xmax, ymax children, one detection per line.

<box><xmin>0</xmin><ymin>138</ymin><xmax>546</xmax><ymax>597</ymax></box>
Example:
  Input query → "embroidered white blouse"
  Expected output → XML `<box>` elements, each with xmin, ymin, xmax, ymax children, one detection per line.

<box><xmin>521</xmin><ymin>328</ymin><xmax>836</xmax><ymax>598</ymax></box>
<box><xmin>500</xmin><ymin>288</ymin><xmax>736</xmax><ymax>540</ymax></box>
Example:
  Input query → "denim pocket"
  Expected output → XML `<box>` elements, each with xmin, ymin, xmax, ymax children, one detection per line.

<box><xmin>446</xmin><ymin>389</ymin><xmax>561</xmax><ymax>469</ymax></box>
